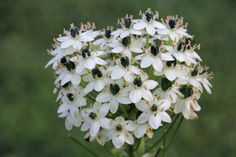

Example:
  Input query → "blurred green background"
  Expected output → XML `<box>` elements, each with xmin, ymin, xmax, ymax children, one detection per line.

<box><xmin>0</xmin><ymin>0</ymin><xmax>235</xmax><ymax>156</ymax></box>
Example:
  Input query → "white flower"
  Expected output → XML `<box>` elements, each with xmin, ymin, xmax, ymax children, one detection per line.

<box><xmin>93</xmin><ymin>28</ymin><xmax>113</xmax><ymax>49</ymax></box>
<box><xmin>75</xmin><ymin>49</ymin><xmax>106</xmax><ymax>74</ymax></box>
<box><xmin>57</xmin><ymin>26</ymin><xmax>95</xmax><ymax>51</ymax></box>
<box><xmin>136</xmin><ymin>99</ymin><xmax>171</xmax><ymax>129</ymax></box>
<box><xmin>96</xmin><ymin>83</ymin><xmax>131</xmax><ymax>113</ymax></box>
<box><xmin>164</xmin><ymin>43</ymin><xmax>201</xmax><ymax>66</ymax></box>
<box><xmin>133</xmin><ymin>9</ymin><xmax>166</xmax><ymax>36</ymax></box>
<box><xmin>110</xmin><ymin>36</ymin><xmax>143</xmax><ymax>58</ymax></box>
<box><xmin>83</xmin><ymin>67</ymin><xmax>109</xmax><ymax>93</ymax></box>
<box><xmin>134</xmin><ymin>123</ymin><xmax>153</xmax><ymax>139</ymax></box>
<box><xmin>108</xmin><ymin>117</ymin><xmax>136</xmax><ymax>148</ymax></box>
<box><xmin>110</xmin><ymin>56</ymin><xmax>143</xmax><ymax>82</ymax></box>
<box><xmin>157</xmin><ymin>17</ymin><xmax>192</xmax><ymax>41</ymax></box>
<box><xmin>112</xmin><ymin>16</ymin><xmax>142</xmax><ymax>38</ymax></box>
<box><xmin>81</xmin><ymin>103</ymin><xmax>111</xmax><ymax>137</ymax></box>
<box><xmin>136</xmin><ymin>45</ymin><xmax>174</xmax><ymax>72</ymax></box>
<box><xmin>55</xmin><ymin>60</ymin><xmax>81</xmax><ymax>86</ymax></box>
<box><xmin>128</xmin><ymin>77</ymin><xmax>158</xmax><ymax>103</ymax></box>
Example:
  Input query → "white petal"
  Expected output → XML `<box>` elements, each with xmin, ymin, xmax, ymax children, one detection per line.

<box><xmin>134</xmin><ymin>125</ymin><xmax>147</xmax><ymax>138</ymax></box>
<box><xmin>94</xmin><ymin>57</ymin><xmax>107</xmax><ymax>65</ymax></box>
<box><xmin>137</xmin><ymin>113</ymin><xmax>148</xmax><ymax>124</ymax></box>
<box><xmin>90</xmin><ymin>122</ymin><xmax>100</xmax><ymax>137</ymax></box>
<box><xmin>112</xmin><ymin>47</ymin><xmax>124</xmax><ymax>53</ymax></box>
<box><xmin>110</xmin><ymin>99</ymin><xmax>119</xmax><ymax>113</ymax></box>
<box><xmin>99</xmin><ymin>104</ymin><xmax>110</xmax><ymax>117</ymax></box>
<box><xmin>130</xmin><ymin>89</ymin><xmax>143</xmax><ymax>103</ymax></box>
<box><xmin>96</xmin><ymin>92</ymin><xmax>111</xmax><ymax>102</ymax></box>
<box><xmin>149</xmin><ymin>115</ymin><xmax>161</xmax><ymax>129</ymax></box>
<box><xmin>165</xmin><ymin>69</ymin><xmax>177</xmax><ymax>81</ymax></box>
<box><xmin>100</xmin><ymin>118</ymin><xmax>111</xmax><ymax>129</ymax></box>
<box><xmin>65</xmin><ymin>118</ymin><xmax>73</xmax><ymax>130</ymax></box>
<box><xmin>71</xmin><ymin>74</ymin><xmax>81</xmax><ymax>85</ymax></box>
<box><xmin>61</xmin><ymin>40</ymin><xmax>73</xmax><ymax>48</ymax></box>
<box><xmin>152</xmin><ymin>21</ymin><xmax>166</xmax><ymax>29</ymax></box>
<box><xmin>160</xmin><ymin>112</ymin><xmax>172</xmax><ymax>123</ymax></box>
<box><xmin>146</xmin><ymin>25</ymin><xmax>156</xmax><ymax>36</ymax></box>
<box><xmin>111</xmin><ymin>67</ymin><xmax>125</xmax><ymax>80</ymax></box>
<box><xmin>133</xmin><ymin>21</ymin><xmax>147</xmax><ymax>30</ymax></box>
<box><xmin>126</xmin><ymin>121</ymin><xmax>137</xmax><ymax>131</ymax></box>
<box><xmin>112</xmin><ymin>135</ymin><xmax>125</xmax><ymax>149</ymax></box>
<box><xmin>84</xmin><ymin>82</ymin><xmax>94</xmax><ymax>93</ymax></box>
<box><xmin>84</xmin><ymin>59</ymin><xmax>96</xmax><ymax>69</ymax></box>
<box><xmin>141</xmin><ymin>56</ymin><xmax>152</xmax><ymax>68</ymax></box>
<box><xmin>144</xmin><ymin>80</ymin><xmax>158</xmax><ymax>90</ymax></box>
<box><xmin>161</xmin><ymin>53</ymin><xmax>174</xmax><ymax>61</ymax></box>
<box><xmin>116</xmin><ymin>96</ymin><xmax>131</xmax><ymax>104</ymax></box>
<box><xmin>120</xmin><ymin>31</ymin><xmax>129</xmax><ymax>38</ymax></box>
<box><xmin>61</xmin><ymin>74</ymin><xmax>72</xmax><ymax>85</ymax></box>
<box><xmin>143</xmin><ymin>90</ymin><xmax>153</xmax><ymax>102</ymax></box>
<box><xmin>125</xmin><ymin>133</ymin><xmax>134</xmax><ymax>145</ymax></box>
<box><xmin>135</xmin><ymin>101</ymin><xmax>150</xmax><ymax>112</ymax></box>
<box><xmin>152</xmin><ymin>59</ymin><xmax>163</xmax><ymax>72</ymax></box>
<box><xmin>94</xmin><ymin>80</ymin><xmax>105</xmax><ymax>92</ymax></box>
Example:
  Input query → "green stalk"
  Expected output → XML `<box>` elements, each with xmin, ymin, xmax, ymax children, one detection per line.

<box><xmin>145</xmin><ymin>114</ymin><xmax>180</xmax><ymax>153</ymax></box>
<box><xmin>145</xmin><ymin>34</ymin><xmax>150</xmax><ymax>48</ymax></box>
<box><xmin>68</xmin><ymin>135</ymin><xmax>98</xmax><ymax>157</ymax></box>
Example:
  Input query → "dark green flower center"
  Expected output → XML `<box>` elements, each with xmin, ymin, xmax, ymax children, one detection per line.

<box><xmin>82</xmin><ymin>48</ymin><xmax>91</xmax><ymax>58</ymax></box>
<box><xmin>92</xmin><ymin>67</ymin><xmax>102</xmax><ymax>78</ymax></box>
<box><xmin>67</xmin><ymin>93</ymin><xmax>74</xmax><ymax>101</ymax></box>
<box><xmin>151</xmin><ymin>105</ymin><xmax>158</xmax><ymax>112</ymax></box>
<box><xmin>145</xmin><ymin>11</ymin><xmax>154</xmax><ymax>22</ymax></box>
<box><xmin>179</xmin><ymin>85</ymin><xmax>193</xmax><ymax>98</ymax></box>
<box><xmin>151</xmin><ymin>46</ymin><xmax>158</xmax><ymax>56</ymax></box>
<box><xmin>133</xmin><ymin>76</ymin><xmax>142</xmax><ymax>87</ymax></box>
<box><xmin>166</xmin><ymin>58</ymin><xmax>176</xmax><ymax>67</ymax></box>
<box><xmin>110</xmin><ymin>84</ymin><xmax>120</xmax><ymax>95</ymax></box>
<box><xmin>161</xmin><ymin>77</ymin><xmax>172</xmax><ymax>91</ymax></box>
<box><xmin>89</xmin><ymin>112</ymin><xmax>97</xmax><ymax>120</ymax></box>
<box><xmin>62</xmin><ymin>81</ymin><xmax>71</xmax><ymax>88</ymax></box>
<box><xmin>124</xmin><ymin>17</ymin><xmax>132</xmax><ymax>28</ymax></box>
<box><xmin>105</xmin><ymin>29</ymin><xmax>111</xmax><ymax>38</ymax></box>
<box><xmin>191</xmin><ymin>68</ymin><xmax>198</xmax><ymax>76</ymax></box>
<box><xmin>60</xmin><ymin>57</ymin><xmax>67</xmax><ymax>65</ymax></box>
<box><xmin>116</xmin><ymin>124</ymin><xmax>123</xmax><ymax>131</ymax></box>
<box><xmin>120</xmin><ymin>56</ymin><xmax>129</xmax><ymax>67</ymax></box>
<box><xmin>177</xmin><ymin>42</ymin><xmax>185</xmax><ymax>51</ymax></box>
<box><xmin>66</xmin><ymin>61</ymin><xmax>76</xmax><ymax>71</ymax></box>
<box><xmin>168</xmin><ymin>19</ymin><xmax>176</xmax><ymax>29</ymax></box>
<box><xmin>122</xmin><ymin>36</ymin><xmax>131</xmax><ymax>47</ymax></box>
<box><xmin>70</xmin><ymin>27</ymin><xmax>79</xmax><ymax>38</ymax></box>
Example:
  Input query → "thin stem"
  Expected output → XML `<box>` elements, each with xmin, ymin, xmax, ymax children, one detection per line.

<box><xmin>145</xmin><ymin>34</ymin><xmax>150</xmax><ymax>48</ymax></box>
<box><xmin>154</xmin><ymin>146</ymin><xmax>163</xmax><ymax>157</ymax></box>
<box><xmin>166</xmin><ymin>116</ymin><xmax>184</xmax><ymax>150</ymax></box>
<box><xmin>68</xmin><ymin>135</ymin><xmax>98</xmax><ymax>157</ymax></box>
<box><xmin>145</xmin><ymin>114</ymin><xmax>180</xmax><ymax>153</ymax></box>
<box><xmin>128</xmin><ymin>145</ymin><xmax>134</xmax><ymax>157</ymax></box>
<box><xmin>162</xmin><ymin>137</ymin><xmax>166</xmax><ymax>157</ymax></box>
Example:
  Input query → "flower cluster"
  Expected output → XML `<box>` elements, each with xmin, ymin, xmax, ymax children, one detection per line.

<box><xmin>45</xmin><ymin>9</ymin><xmax>212</xmax><ymax>149</ymax></box>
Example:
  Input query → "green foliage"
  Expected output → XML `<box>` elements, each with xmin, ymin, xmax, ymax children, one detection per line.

<box><xmin>0</xmin><ymin>0</ymin><xmax>236</xmax><ymax>156</ymax></box>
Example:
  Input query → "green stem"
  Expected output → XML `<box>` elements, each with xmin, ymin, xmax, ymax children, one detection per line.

<box><xmin>145</xmin><ymin>34</ymin><xmax>150</xmax><ymax>48</ymax></box>
<box><xmin>145</xmin><ymin>114</ymin><xmax>180</xmax><ymax>153</ymax></box>
<box><xmin>166</xmin><ymin>116</ymin><xmax>184</xmax><ymax>150</ymax></box>
<box><xmin>128</xmin><ymin>145</ymin><xmax>134</xmax><ymax>157</ymax></box>
<box><xmin>68</xmin><ymin>135</ymin><xmax>98</xmax><ymax>157</ymax></box>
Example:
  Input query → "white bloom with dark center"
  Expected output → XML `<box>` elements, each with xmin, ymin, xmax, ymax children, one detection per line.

<box><xmin>110</xmin><ymin>36</ymin><xmax>143</xmax><ymax>58</ymax></box>
<box><xmin>165</xmin><ymin>43</ymin><xmax>201</xmax><ymax>66</ymax></box>
<box><xmin>110</xmin><ymin>56</ymin><xmax>143</xmax><ymax>82</ymax></box>
<box><xmin>93</xmin><ymin>29</ymin><xmax>113</xmax><ymax>49</ymax></box>
<box><xmin>112</xmin><ymin>16</ymin><xmax>142</xmax><ymax>38</ymax></box>
<box><xmin>108</xmin><ymin>117</ymin><xmax>136</xmax><ymax>148</ymax></box>
<box><xmin>57</xmin><ymin>26</ymin><xmax>95</xmax><ymax>51</ymax></box>
<box><xmin>96</xmin><ymin>83</ymin><xmax>131</xmax><ymax>113</ymax></box>
<box><xmin>136</xmin><ymin>99</ymin><xmax>171</xmax><ymax>129</ymax></box>
<box><xmin>75</xmin><ymin>49</ymin><xmax>106</xmax><ymax>74</ymax></box>
<box><xmin>136</xmin><ymin>45</ymin><xmax>174</xmax><ymax>72</ymax></box>
<box><xmin>83</xmin><ymin>67</ymin><xmax>109</xmax><ymax>93</ymax></box>
<box><xmin>81</xmin><ymin>103</ymin><xmax>111</xmax><ymax>137</ymax></box>
<box><xmin>133</xmin><ymin>9</ymin><xmax>166</xmax><ymax>36</ymax></box>
<box><xmin>157</xmin><ymin>17</ymin><xmax>192</xmax><ymax>41</ymax></box>
<box><xmin>134</xmin><ymin>123</ymin><xmax>153</xmax><ymax>139</ymax></box>
<box><xmin>128</xmin><ymin>77</ymin><xmax>158</xmax><ymax>103</ymax></box>
<box><xmin>55</xmin><ymin>60</ymin><xmax>81</xmax><ymax>86</ymax></box>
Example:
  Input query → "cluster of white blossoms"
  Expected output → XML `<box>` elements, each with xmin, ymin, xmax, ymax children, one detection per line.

<box><xmin>46</xmin><ymin>9</ymin><xmax>212</xmax><ymax>149</ymax></box>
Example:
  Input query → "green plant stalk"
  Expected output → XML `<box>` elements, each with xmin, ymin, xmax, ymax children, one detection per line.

<box><xmin>68</xmin><ymin>135</ymin><xmax>98</xmax><ymax>157</ymax></box>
